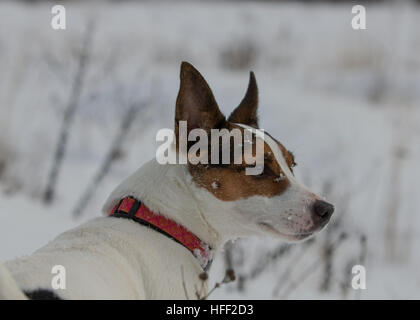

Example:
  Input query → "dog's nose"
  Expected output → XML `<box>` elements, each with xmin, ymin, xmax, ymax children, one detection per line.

<box><xmin>312</xmin><ymin>200</ymin><xmax>334</xmax><ymax>219</ymax></box>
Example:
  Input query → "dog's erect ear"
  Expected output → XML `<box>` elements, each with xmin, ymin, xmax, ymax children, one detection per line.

<box><xmin>228</xmin><ymin>71</ymin><xmax>259</xmax><ymax>128</ymax></box>
<box><xmin>175</xmin><ymin>62</ymin><xmax>225</xmax><ymax>137</ymax></box>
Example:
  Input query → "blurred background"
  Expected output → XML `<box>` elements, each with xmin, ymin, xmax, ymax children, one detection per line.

<box><xmin>1</xmin><ymin>0</ymin><xmax>420</xmax><ymax>299</ymax></box>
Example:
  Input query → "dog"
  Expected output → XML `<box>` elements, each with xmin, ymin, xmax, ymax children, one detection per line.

<box><xmin>0</xmin><ymin>62</ymin><xmax>333</xmax><ymax>299</ymax></box>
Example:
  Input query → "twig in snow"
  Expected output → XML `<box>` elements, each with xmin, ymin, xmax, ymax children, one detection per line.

<box><xmin>354</xmin><ymin>234</ymin><xmax>367</xmax><ymax>300</ymax></box>
<box><xmin>180</xmin><ymin>268</ymin><xmax>235</xmax><ymax>300</ymax></box>
<box><xmin>272</xmin><ymin>238</ymin><xmax>315</xmax><ymax>297</ymax></box>
<box><xmin>43</xmin><ymin>21</ymin><xmax>94</xmax><ymax>204</ymax></box>
<box><xmin>72</xmin><ymin>98</ymin><xmax>147</xmax><ymax>217</ymax></box>
<box><xmin>247</xmin><ymin>243</ymin><xmax>292</xmax><ymax>280</ymax></box>
<box><xmin>199</xmin><ymin>269</ymin><xmax>236</xmax><ymax>300</ymax></box>
<box><xmin>180</xmin><ymin>266</ymin><xmax>190</xmax><ymax>300</ymax></box>
<box><xmin>319</xmin><ymin>180</ymin><xmax>335</xmax><ymax>292</ymax></box>
<box><xmin>224</xmin><ymin>240</ymin><xmax>234</xmax><ymax>271</ymax></box>
<box><xmin>279</xmin><ymin>232</ymin><xmax>347</xmax><ymax>299</ymax></box>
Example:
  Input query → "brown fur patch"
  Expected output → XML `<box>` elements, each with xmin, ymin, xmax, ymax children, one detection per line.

<box><xmin>188</xmin><ymin>124</ymin><xmax>294</xmax><ymax>201</ymax></box>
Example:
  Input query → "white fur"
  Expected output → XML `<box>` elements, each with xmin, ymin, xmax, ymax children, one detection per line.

<box><xmin>0</xmin><ymin>264</ymin><xmax>27</xmax><ymax>300</ymax></box>
<box><xmin>234</xmin><ymin>124</ymin><xmax>322</xmax><ymax>240</ymax></box>
<box><xmin>2</xmin><ymin>205</ymin><xmax>206</xmax><ymax>298</ymax></box>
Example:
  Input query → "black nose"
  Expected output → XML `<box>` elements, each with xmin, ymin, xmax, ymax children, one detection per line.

<box><xmin>313</xmin><ymin>200</ymin><xmax>334</xmax><ymax>219</ymax></box>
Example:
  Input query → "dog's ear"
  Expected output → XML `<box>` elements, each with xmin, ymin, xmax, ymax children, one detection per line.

<box><xmin>175</xmin><ymin>62</ymin><xmax>225</xmax><ymax>139</ymax></box>
<box><xmin>228</xmin><ymin>71</ymin><xmax>259</xmax><ymax>128</ymax></box>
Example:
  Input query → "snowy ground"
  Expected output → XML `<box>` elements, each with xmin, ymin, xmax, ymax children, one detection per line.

<box><xmin>1</xmin><ymin>1</ymin><xmax>420</xmax><ymax>299</ymax></box>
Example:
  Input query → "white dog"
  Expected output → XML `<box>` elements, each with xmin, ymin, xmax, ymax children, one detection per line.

<box><xmin>0</xmin><ymin>62</ymin><xmax>333</xmax><ymax>299</ymax></box>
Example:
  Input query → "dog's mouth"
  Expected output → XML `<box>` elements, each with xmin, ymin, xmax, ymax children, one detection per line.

<box><xmin>257</xmin><ymin>222</ymin><xmax>314</xmax><ymax>241</ymax></box>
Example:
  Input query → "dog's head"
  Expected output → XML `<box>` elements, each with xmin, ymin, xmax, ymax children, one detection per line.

<box><xmin>174</xmin><ymin>62</ymin><xmax>333</xmax><ymax>242</ymax></box>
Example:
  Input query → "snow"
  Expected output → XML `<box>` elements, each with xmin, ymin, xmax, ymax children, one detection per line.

<box><xmin>274</xmin><ymin>174</ymin><xmax>285</xmax><ymax>183</ymax></box>
<box><xmin>1</xmin><ymin>0</ymin><xmax>420</xmax><ymax>299</ymax></box>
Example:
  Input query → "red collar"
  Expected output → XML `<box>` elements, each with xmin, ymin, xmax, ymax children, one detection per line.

<box><xmin>109</xmin><ymin>196</ymin><xmax>213</xmax><ymax>271</ymax></box>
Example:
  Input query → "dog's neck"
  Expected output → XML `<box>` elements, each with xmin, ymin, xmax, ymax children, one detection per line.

<box><xmin>103</xmin><ymin>159</ymin><xmax>238</xmax><ymax>252</ymax></box>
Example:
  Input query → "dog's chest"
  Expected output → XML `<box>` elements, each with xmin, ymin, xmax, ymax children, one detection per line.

<box><xmin>6</xmin><ymin>217</ymin><xmax>205</xmax><ymax>299</ymax></box>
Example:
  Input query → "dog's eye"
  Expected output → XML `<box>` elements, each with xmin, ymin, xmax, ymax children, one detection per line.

<box><xmin>254</xmin><ymin>164</ymin><xmax>276</xmax><ymax>178</ymax></box>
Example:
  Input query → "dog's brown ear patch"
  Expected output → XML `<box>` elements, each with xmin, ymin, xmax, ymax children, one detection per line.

<box><xmin>228</xmin><ymin>71</ymin><xmax>259</xmax><ymax>128</ymax></box>
<box><xmin>175</xmin><ymin>62</ymin><xmax>225</xmax><ymax>140</ymax></box>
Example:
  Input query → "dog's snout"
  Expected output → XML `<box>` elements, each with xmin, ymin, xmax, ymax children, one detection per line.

<box><xmin>312</xmin><ymin>200</ymin><xmax>334</xmax><ymax>219</ymax></box>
